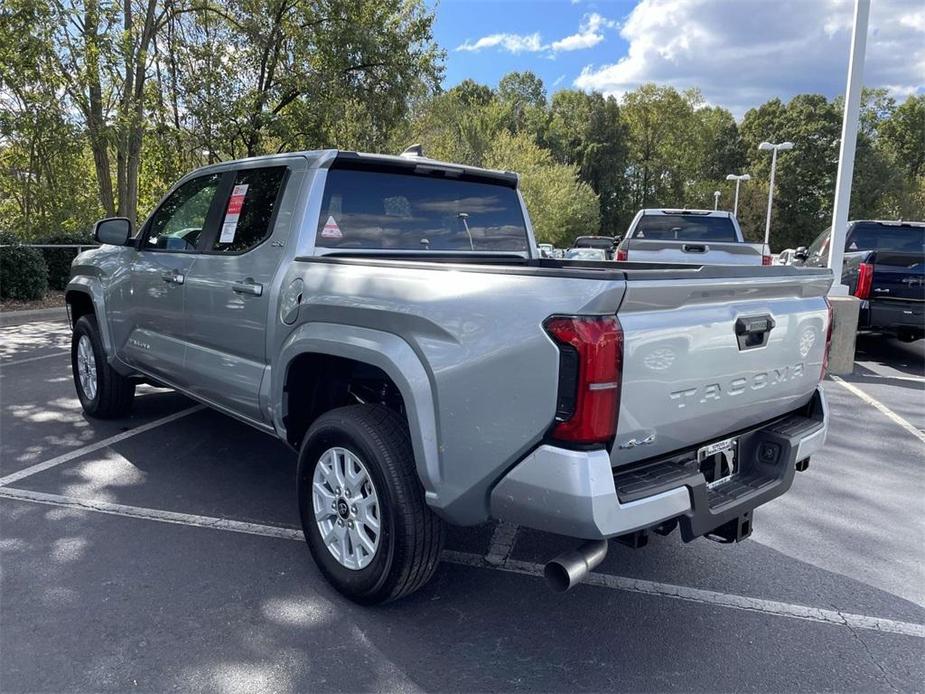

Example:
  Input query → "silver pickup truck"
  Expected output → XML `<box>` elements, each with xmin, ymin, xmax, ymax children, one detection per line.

<box><xmin>67</xmin><ymin>150</ymin><xmax>833</xmax><ymax>603</ymax></box>
<box><xmin>615</xmin><ymin>209</ymin><xmax>769</xmax><ymax>265</ymax></box>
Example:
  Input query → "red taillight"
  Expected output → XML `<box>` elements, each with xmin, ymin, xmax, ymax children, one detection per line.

<box><xmin>821</xmin><ymin>297</ymin><xmax>834</xmax><ymax>380</ymax></box>
<box><xmin>544</xmin><ymin>315</ymin><xmax>623</xmax><ymax>445</ymax></box>
<box><xmin>615</xmin><ymin>248</ymin><xmax>628</xmax><ymax>262</ymax></box>
<box><xmin>762</xmin><ymin>254</ymin><xmax>772</xmax><ymax>266</ymax></box>
<box><xmin>854</xmin><ymin>262</ymin><xmax>873</xmax><ymax>299</ymax></box>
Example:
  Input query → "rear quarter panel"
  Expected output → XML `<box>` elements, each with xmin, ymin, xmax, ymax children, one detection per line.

<box><xmin>276</xmin><ymin>259</ymin><xmax>626</xmax><ymax>524</ymax></box>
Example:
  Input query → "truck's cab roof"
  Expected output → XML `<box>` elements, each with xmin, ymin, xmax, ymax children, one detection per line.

<box><xmin>191</xmin><ymin>149</ymin><xmax>519</xmax><ymax>186</ymax></box>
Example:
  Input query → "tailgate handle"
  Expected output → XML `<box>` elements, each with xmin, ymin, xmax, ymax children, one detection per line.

<box><xmin>681</xmin><ymin>243</ymin><xmax>707</xmax><ymax>253</ymax></box>
<box><xmin>735</xmin><ymin>315</ymin><xmax>775</xmax><ymax>350</ymax></box>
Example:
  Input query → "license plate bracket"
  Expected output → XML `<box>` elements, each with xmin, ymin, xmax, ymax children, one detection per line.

<box><xmin>698</xmin><ymin>437</ymin><xmax>738</xmax><ymax>489</ymax></box>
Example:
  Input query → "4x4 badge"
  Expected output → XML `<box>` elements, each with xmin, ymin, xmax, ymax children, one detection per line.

<box><xmin>618</xmin><ymin>433</ymin><xmax>656</xmax><ymax>449</ymax></box>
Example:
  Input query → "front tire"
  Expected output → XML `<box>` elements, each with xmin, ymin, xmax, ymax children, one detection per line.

<box><xmin>71</xmin><ymin>315</ymin><xmax>135</xmax><ymax>418</ymax></box>
<box><xmin>297</xmin><ymin>405</ymin><xmax>445</xmax><ymax>604</ymax></box>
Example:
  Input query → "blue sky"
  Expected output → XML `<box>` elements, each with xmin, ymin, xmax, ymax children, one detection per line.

<box><xmin>430</xmin><ymin>0</ymin><xmax>925</xmax><ymax>117</ymax></box>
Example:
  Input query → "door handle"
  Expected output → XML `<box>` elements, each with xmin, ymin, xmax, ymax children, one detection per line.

<box><xmin>161</xmin><ymin>270</ymin><xmax>185</xmax><ymax>285</ymax></box>
<box><xmin>681</xmin><ymin>244</ymin><xmax>707</xmax><ymax>253</ymax></box>
<box><xmin>232</xmin><ymin>278</ymin><xmax>263</xmax><ymax>296</ymax></box>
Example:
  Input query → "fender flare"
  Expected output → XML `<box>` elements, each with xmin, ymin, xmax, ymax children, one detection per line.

<box><xmin>65</xmin><ymin>277</ymin><xmax>115</xmax><ymax>359</ymax></box>
<box><xmin>273</xmin><ymin>323</ymin><xmax>442</xmax><ymax>505</ymax></box>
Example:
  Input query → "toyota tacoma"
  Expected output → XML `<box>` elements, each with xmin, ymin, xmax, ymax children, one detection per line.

<box><xmin>66</xmin><ymin>149</ymin><xmax>833</xmax><ymax>603</ymax></box>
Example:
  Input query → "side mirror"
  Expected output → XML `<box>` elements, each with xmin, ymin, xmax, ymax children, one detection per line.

<box><xmin>94</xmin><ymin>217</ymin><xmax>132</xmax><ymax>246</ymax></box>
<box><xmin>793</xmin><ymin>246</ymin><xmax>808</xmax><ymax>261</ymax></box>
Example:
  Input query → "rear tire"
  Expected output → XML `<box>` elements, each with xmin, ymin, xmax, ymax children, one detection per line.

<box><xmin>71</xmin><ymin>315</ymin><xmax>135</xmax><ymax>418</ymax></box>
<box><xmin>297</xmin><ymin>405</ymin><xmax>445</xmax><ymax>604</ymax></box>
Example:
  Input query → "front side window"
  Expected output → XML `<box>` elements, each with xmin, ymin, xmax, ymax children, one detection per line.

<box><xmin>143</xmin><ymin>174</ymin><xmax>222</xmax><ymax>251</ymax></box>
<box><xmin>211</xmin><ymin>167</ymin><xmax>287</xmax><ymax>253</ymax></box>
<box><xmin>316</xmin><ymin>168</ymin><xmax>529</xmax><ymax>251</ymax></box>
<box><xmin>632</xmin><ymin>214</ymin><xmax>738</xmax><ymax>242</ymax></box>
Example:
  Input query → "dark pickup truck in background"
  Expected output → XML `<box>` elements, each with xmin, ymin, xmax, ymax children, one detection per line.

<box><xmin>796</xmin><ymin>220</ymin><xmax>924</xmax><ymax>342</ymax></box>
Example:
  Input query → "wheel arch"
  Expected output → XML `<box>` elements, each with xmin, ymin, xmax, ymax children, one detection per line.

<box><xmin>274</xmin><ymin>323</ymin><xmax>442</xmax><ymax>505</ymax></box>
<box><xmin>65</xmin><ymin>278</ymin><xmax>115</xmax><ymax>358</ymax></box>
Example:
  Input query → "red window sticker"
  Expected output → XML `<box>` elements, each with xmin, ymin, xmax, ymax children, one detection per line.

<box><xmin>320</xmin><ymin>215</ymin><xmax>342</xmax><ymax>239</ymax></box>
<box><xmin>220</xmin><ymin>184</ymin><xmax>249</xmax><ymax>243</ymax></box>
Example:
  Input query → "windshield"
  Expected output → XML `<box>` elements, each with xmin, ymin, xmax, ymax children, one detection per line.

<box><xmin>316</xmin><ymin>168</ymin><xmax>529</xmax><ymax>251</ymax></box>
<box><xmin>848</xmin><ymin>223</ymin><xmax>925</xmax><ymax>253</ymax></box>
<box><xmin>633</xmin><ymin>214</ymin><xmax>738</xmax><ymax>242</ymax></box>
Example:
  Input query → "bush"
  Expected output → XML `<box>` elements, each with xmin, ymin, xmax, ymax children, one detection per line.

<box><xmin>39</xmin><ymin>230</ymin><xmax>94</xmax><ymax>290</ymax></box>
<box><xmin>0</xmin><ymin>231</ymin><xmax>48</xmax><ymax>301</ymax></box>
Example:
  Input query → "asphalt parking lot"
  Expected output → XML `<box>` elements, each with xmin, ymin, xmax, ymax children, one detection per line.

<box><xmin>1</xmin><ymin>314</ymin><xmax>923</xmax><ymax>692</ymax></box>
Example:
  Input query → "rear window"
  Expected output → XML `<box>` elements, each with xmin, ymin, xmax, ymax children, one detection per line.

<box><xmin>848</xmin><ymin>223</ymin><xmax>925</xmax><ymax>253</ymax></box>
<box><xmin>633</xmin><ymin>214</ymin><xmax>738</xmax><ymax>242</ymax></box>
<box><xmin>316</xmin><ymin>169</ymin><xmax>529</xmax><ymax>251</ymax></box>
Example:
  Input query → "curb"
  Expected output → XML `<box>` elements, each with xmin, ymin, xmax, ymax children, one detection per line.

<box><xmin>0</xmin><ymin>306</ymin><xmax>68</xmax><ymax>326</ymax></box>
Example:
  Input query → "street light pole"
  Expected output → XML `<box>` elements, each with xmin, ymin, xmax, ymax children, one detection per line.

<box><xmin>713</xmin><ymin>191</ymin><xmax>721</xmax><ymax>210</ymax></box>
<box><xmin>758</xmin><ymin>142</ymin><xmax>794</xmax><ymax>253</ymax></box>
<box><xmin>828</xmin><ymin>0</ymin><xmax>870</xmax><ymax>295</ymax></box>
<box><xmin>725</xmin><ymin>173</ymin><xmax>751</xmax><ymax>216</ymax></box>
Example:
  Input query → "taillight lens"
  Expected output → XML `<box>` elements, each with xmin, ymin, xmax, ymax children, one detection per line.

<box><xmin>854</xmin><ymin>262</ymin><xmax>873</xmax><ymax>299</ymax></box>
<box><xmin>762</xmin><ymin>254</ymin><xmax>772</xmax><ymax>266</ymax></box>
<box><xmin>615</xmin><ymin>248</ymin><xmax>628</xmax><ymax>262</ymax></box>
<box><xmin>544</xmin><ymin>315</ymin><xmax>623</xmax><ymax>445</ymax></box>
<box><xmin>821</xmin><ymin>297</ymin><xmax>834</xmax><ymax>380</ymax></box>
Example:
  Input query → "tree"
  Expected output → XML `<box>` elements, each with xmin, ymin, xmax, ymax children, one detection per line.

<box><xmin>620</xmin><ymin>84</ymin><xmax>703</xmax><ymax>211</ymax></box>
<box><xmin>741</xmin><ymin>94</ymin><xmax>841</xmax><ymax>249</ymax></box>
<box><xmin>546</xmin><ymin>90</ymin><xmax>628</xmax><ymax>234</ymax></box>
<box><xmin>695</xmin><ymin>106</ymin><xmax>746</xmax><ymax>182</ymax></box>
<box><xmin>878</xmin><ymin>94</ymin><xmax>924</xmax><ymax>179</ymax></box>
<box><xmin>484</xmin><ymin>131</ymin><xmax>599</xmax><ymax>246</ymax></box>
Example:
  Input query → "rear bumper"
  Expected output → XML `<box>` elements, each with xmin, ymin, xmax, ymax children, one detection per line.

<box><xmin>861</xmin><ymin>299</ymin><xmax>924</xmax><ymax>332</ymax></box>
<box><xmin>490</xmin><ymin>387</ymin><xmax>828</xmax><ymax>540</ymax></box>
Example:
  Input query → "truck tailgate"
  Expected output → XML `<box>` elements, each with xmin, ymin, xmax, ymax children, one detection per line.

<box><xmin>869</xmin><ymin>251</ymin><xmax>925</xmax><ymax>302</ymax></box>
<box><xmin>613</xmin><ymin>268</ymin><xmax>832</xmax><ymax>466</ymax></box>
<box><xmin>625</xmin><ymin>239</ymin><xmax>763</xmax><ymax>265</ymax></box>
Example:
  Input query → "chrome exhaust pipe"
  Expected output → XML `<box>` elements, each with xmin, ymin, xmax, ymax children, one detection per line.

<box><xmin>544</xmin><ymin>540</ymin><xmax>608</xmax><ymax>592</ymax></box>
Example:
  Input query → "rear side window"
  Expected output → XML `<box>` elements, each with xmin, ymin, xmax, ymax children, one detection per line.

<box><xmin>211</xmin><ymin>167</ymin><xmax>287</xmax><ymax>253</ymax></box>
<box><xmin>848</xmin><ymin>223</ymin><xmax>925</xmax><ymax>253</ymax></box>
<box><xmin>633</xmin><ymin>214</ymin><xmax>738</xmax><ymax>242</ymax></box>
<box><xmin>316</xmin><ymin>168</ymin><xmax>529</xmax><ymax>251</ymax></box>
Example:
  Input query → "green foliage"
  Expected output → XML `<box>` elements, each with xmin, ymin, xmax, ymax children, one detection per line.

<box><xmin>1</xmin><ymin>0</ymin><xmax>923</xmax><ymax>259</ymax></box>
<box><xmin>0</xmin><ymin>231</ymin><xmax>48</xmax><ymax>300</ymax></box>
<box><xmin>484</xmin><ymin>132</ymin><xmax>600</xmax><ymax>246</ymax></box>
<box><xmin>546</xmin><ymin>90</ymin><xmax>628</xmax><ymax>234</ymax></box>
<box><xmin>39</xmin><ymin>230</ymin><xmax>95</xmax><ymax>290</ymax></box>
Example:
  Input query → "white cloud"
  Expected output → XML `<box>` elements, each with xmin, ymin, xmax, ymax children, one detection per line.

<box><xmin>574</xmin><ymin>0</ymin><xmax>925</xmax><ymax>115</ymax></box>
<box><xmin>456</xmin><ymin>13</ymin><xmax>616</xmax><ymax>55</ymax></box>
<box><xmin>550</xmin><ymin>13</ymin><xmax>617</xmax><ymax>52</ymax></box>
<box><xmin>457</xmin><ymin>32</ymin><xmax>543</xmax><ymax>54</ymax></box>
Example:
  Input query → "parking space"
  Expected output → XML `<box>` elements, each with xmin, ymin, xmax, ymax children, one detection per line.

<box><xmin>1</xmin><ymin>318</ymin><xmax>923</xmax><ymax>692</ymax></box>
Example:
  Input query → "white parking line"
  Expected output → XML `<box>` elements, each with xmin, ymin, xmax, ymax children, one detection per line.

<box><xmin>0</xmin><ymin>350</ymin><xmax>69</xmax><ymax>367</ymax></box>
<box><xmin>831</xmin><ymin>375</ymin><xmax>925</xmax><ymax>445</ymax></box>
<box><xmin>1</xmin><ymin>484</ymin><xmax>922</xmax><ymax>639</ymax></box>
<box><xmin>0</xmin><ymin>405</ymin><xmax>205</xmax><ymax>488</ymax></box>
<box><xmin>857</xmin><ymin>372</ymin><xmax>925</xmax><ymax>384</ymax></box>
